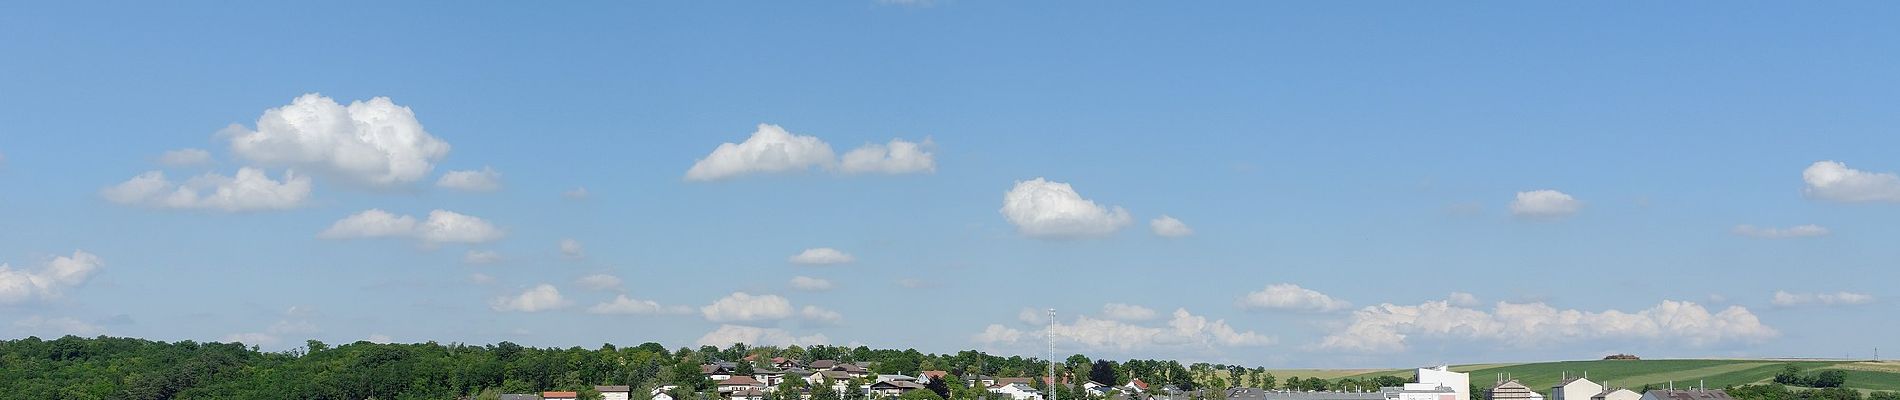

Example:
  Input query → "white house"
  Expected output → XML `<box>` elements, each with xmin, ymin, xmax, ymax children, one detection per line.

<box><xmin>652</xmin><ymin>385</ymin><xmax>681</xmax><ymax>400</ymax></box>
<box><xmin>990</xmin><ymin>382</ymin><xmax>1044</xmax><ymax>400</ymax></box>
<box><xmin>1490</xmin><ymin>380</ymin><xmax>1544</xmax><ymax>400</ymax></box>
<box><xmin>1415</xmin><ymin>366</ymin><xmax>1470</xmax><ymax>400</ymax></box>
<box><xmin>1387</xmin><ymin>383</ymin><xmax>1459</xmax><ymax>400</ymax></box>
<box><xmin>1552</xmin><ymin>377</ymin><xmax>1604</xmax><ymax>400</ymax></box>
<box><xmin>1595</xmin><ymin>389</ymin><xmax>1641</xmax><ymax>400</ymax></box>
<box><xmin>596</xmin><ymin>386</ymin><xmax>632</xmax><ymax>400</ymax></box>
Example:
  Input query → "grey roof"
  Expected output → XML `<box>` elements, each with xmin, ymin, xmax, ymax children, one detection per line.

<box><xmin>597</xmin><ymin>385</ymin><xmax>632</xmax><ymax>392</ymax></box>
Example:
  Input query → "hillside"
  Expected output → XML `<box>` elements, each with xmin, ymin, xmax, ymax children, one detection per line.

<box><xmin>1317</xmin><ymin>359</ymin><xmax>1900</xmax><ymax>392</ymax></box>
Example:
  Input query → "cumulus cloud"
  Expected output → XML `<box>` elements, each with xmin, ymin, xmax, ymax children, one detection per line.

<box><xmin>1150</xmin><ymin>215</ymin><xmax>1193</xmax><ymax>238</ymax></box>
<box><xmin>975</xmin><ymin>308</ymin><xmax>1273</xmax><ymax>350</ymax></box>
<box><xmin>801</xmin><ymin>305</ymin><xmax>845</xmax><ymax>324</ymax></box>
<box><xmin>463</xmin><ymin>250</ymin><xmax>503</xmax><ymax>264</ymax></box>
<box><xmin>589</xmin><ymin>295</ymin><xmax>693</xmax><ymax>315</ymax></box>
<box><xmin>1000</xmin><ymin>178</ymin><xmax>1132</xmax><ymax>239</ymax></box>
<box><xmin>702</xmin><ymin>292</ymin><xmax>795</xmax><ymax>322</ymax></box>
<box><xmin>1771</xmin><ymin>290</ymin><xmax>1874</xmax><ymax>307</ymax></box>
<box><xmin>101</xmin><ymin>168</ymin><xmax>311</xmax><ymax>212</ymax></box>
<box><xmin>1803</xmin><ymin>161</ymin><xmax>1900</xmax><ymax>203</ymax></box>
<box><xmin>789</xmin><ymin>248</ymin><xmax>854</xmax><ymax>265</ymax></box>
<box><xmin>1733</xmin><ymin>224</ymin><xmax>1830</xmax><ymax>239</ymax></box>
<box><xmin>225</xmin><ymin>94</ymin><xmax>450</xmax><ymax>187</ymax></box>
<box><xmin>790</xmin><ymin>276</ymin><xmax>835</xmax><ymax>291</ymax></box>
<box><xmin>1447</xmin><ymin>292</ymin><xmax>1481</xmax><ymax>307</ymax></box>
<box><xmin>1102</xmin><ymin>303</ymin><xmax>1158</xmax><ymax>321</ymax></box>
<box><xmin>12</xmin><ymin>316</ymin><xmax>105</xmax><ymax>337</ymax></box>
<box><xmin>220</xmin><ymin>312</ymin><xmax>320</xmax><ymax>348</ymax></box>
<box><xmin>157</xmin><ymin>148</ymin><xmax>213</xmax><ymax>167</ymax></box>
<box><xmin>1316</xmin><ymin>299</ymin><xmax>1777</xmax><ymax>353</ymax></box>
<box><xmin>559</xmin><ymin>239</ymin><xmax>585</xmax><ymax>259</ymax></box>
<box><xmin>1509</xmin><ymin>190</ymin><xmax>1582</xmax><ymax>218</ymax></box>
<box><xmin>696</xmin><ymin>324</ymin><xmax>828</xmax><ymax>347</ymax></box>
<box><xmin>685</xmin><ymin>124</ymin><xmax>837</xmax><ymax>181</ymax></box>
<box><xmin>317</xmin><ymin>209</ymin><xmax>504</xmax><ymax>245</ymax></box>
<box><xmin>0</xmin><ymin>251</ymin><xmax>105</xmax><ymax>305</ymax></box>
<box><xmin>366</xmin><ymin>334</ymin><xmax>393</xmax><ymax>344</ymax></box>
<box><xmin>576</xmin><ymin>274</ymin><xmax>622</xmax><ymax>291</ymax></box>
<box><xmin>1018</xmin><ymin>308</ymin><xmax>1047</xmax><ymax>325</ymax></box>
<box><xmin>841</xmin><ymin>138</ymin><xmax>936</xmax><ymax>175</ymax></box>
<box><xmin>436</xmin><ymin>167</ymin><xmax>502</xmax><ymax>192</ymax></box>
<box><xmin>973</xmin><ymin>324</ymin><xmax>1024</xmax><ymax>344</ymax></box>
<box><xmin>1238</xmin><ymin>284</ymin><xmax>1352</xmax><ymax>313</ymax></box>
<box><xmin>490</xmin><ymin>284</ymin><xmax>570</xmax><ymax>312</ymax></box>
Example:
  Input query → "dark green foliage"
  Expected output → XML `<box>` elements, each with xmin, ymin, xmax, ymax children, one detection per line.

<box><xmin>1775</xmin><ymin>365</ymin><xmax>1849</xmax><ymax>388</ymax></box>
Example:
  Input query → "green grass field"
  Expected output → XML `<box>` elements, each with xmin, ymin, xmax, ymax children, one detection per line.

<box><xmin>1274</xmin><ymin>359</ymin><xmax>1900</xmax><ymax>393</ymax></box>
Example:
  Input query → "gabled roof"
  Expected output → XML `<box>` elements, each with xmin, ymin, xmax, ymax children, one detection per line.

<box><xmin>1555</xmin><ymin>377</ymin><xmax>1594</xmax><ymax>388</ymax></box>
<box><xmin>1127</xmin><ymin>378</ymin><xmax>1150</xmax><ymax>390</ymax></box>
<box><xmin>812</xmin><ymin>360</ymin><xmax>838</xmax><ymax>369</ymax></box>
<box><xmin>544</xmin><ymin>392</ymin><xmax>580</xmax><ymax>399</ymax></box>
<box><xmin>596</xmin><ymin>385</ymin><xmax>632</xmax><ymax>392</ymax></box>
<box><xmin>922</xmin><ymin>370</ymin><xmax>950</xmax><ymax>379</ymax></box>
<box><xmin>872</xmin><ymin>380</ymin><xmax>928</xmax><ymax>390</ymax></box>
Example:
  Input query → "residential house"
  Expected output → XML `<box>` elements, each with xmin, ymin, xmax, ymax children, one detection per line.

<box><xmin>1489</xmin><ymin>380</ymin><xmax>1544</xmax><ymax>400</ymax></box>
<box><xmin>990</xmin><ymin>382</ymin><xmax>1045</xmax><ymax>400</ymax></box>
<box><xmin>1638</xmin><ymin>390</ymin><xmax>1733</xmax><ymax>400</ymax></box>
<box><xmin>652</xmin><ymin>385</ymin><xmax>681</xmax><ymax>400</ymax></box>
<box><xmin>1594</xmin><ymin>389</ymin><xmax>1640</xmax><ymax>400</ymax></box>
<box><xmin>729</xmin><ymin>387</ymin><xmax>768</xmax><ymax>400</ymax></box>
<box><xmin>811</xmin><ymin>360</ymin><xmax>839</xmax><ymax>370</ymax></box>
<box><xmin>1082</xmin><ymin>381</ymin><xmax>1112</xmax><ymax>396</ymax></box>
<box><xmin>1385</xmin><ymin>384</ymin><xmax>1459</xmax><ymax>400</ymax></box>
<box><xmin>720</xmin><ymin>376</ymin><xmax>767</xmax><ymax>393</ymax></box>
<box><xmin>1123</xmin><ymin>378</ymin><xmax>1151</xmax><ymax>393</ymax></box>
<box><xmin>544</xmin><ymin>392</ymin><xmax>580</xmax><ymax>400</ymax></box>
<box><xmin>772</xmin><ymin>357</ymin><xmax>802</xmax><ymax>369</ymax></box>
<box><xmin>871</xmin><ymin>380</ymin><xmax>929</xmax><ymax>396</ymax></box>
<box><xmin>597</xmin><ymin>385</ymin><xmax>632</xmax><ymax>400</ymax></box>
<box><xmin>921</xmin><ymin>370</ymin><xmax>950</xmax><ymax>385</ymax></box>
<box><xmin>878</xmin><ymin>374</ymin><xmax>920</xmax><ymax>383</ymax></box>
<box><xmin>755</xmin><ymin>369</ymin><xmax>788</xmax><ymax>387</ymax></box>
<box><xmin>966</xmin><ymin>375</ymin><xmax>999</xmax><ymax>388</ymax></box>
<box><xmin>1552</xmin><ymin>377</ymin><xmax>1603</xmax><ymax>400</ymax></box>
<box><xmin>705</xmin><ymin>363</ymin><xmax>739</xmax><ymax>381</ymax></box>
<box><xmin>1415</xmin><ymin>366</ymin><xmax>1470</xmax><ymax>400</ymax></box>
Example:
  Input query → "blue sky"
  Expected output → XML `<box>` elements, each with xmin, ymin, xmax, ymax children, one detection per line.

<box><xmin>2</xmin><ymin>1</ymin><xmax>1897</xmax><ymax>367</ymax></box>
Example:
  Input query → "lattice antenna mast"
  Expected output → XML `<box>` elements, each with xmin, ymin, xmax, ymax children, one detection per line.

<box><xmin>1048</xmin><ymin>308</ymin><xmax>1057</xmax><ymax>400</ymax></box>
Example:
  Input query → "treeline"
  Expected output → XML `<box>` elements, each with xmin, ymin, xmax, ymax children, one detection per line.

<box><xmin>1727</xmin><ymin>384</ymin><xmax>1900</xmax><ymax>400</ymax></box>
<box><xmin>1772</xmin><ymin>366</ymin><xmax>1847</xmax><ymax>388</ymax></box>
<box><xmin>0</xmin><ymin>335</ymin><xmax>1322</xmax><ymax>400</ymax></box>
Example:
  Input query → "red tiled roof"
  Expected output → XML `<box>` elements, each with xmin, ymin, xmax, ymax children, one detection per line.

<box><xmin>922</xmin><ymin>370</ymin><xmax>950</xmax><ymax>379</ymax></box>
<box><xmin>544</xmin><ymin>392</ymin><xmax>580</xmax><ymax>398</ymax></box>
<box><xmin>721</xmin><ymin>376</ymin><xmax>765</xmax><ymax>386</ymax></box>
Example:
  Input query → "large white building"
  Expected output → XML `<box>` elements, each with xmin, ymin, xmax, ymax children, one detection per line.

<box><xmin>1415</xmin><ymin>366</ymin><xmax>1470</xmax><ymax>400</ymax></box>
<box><xmin>1552</xmin><ymin>377</ymin><xmax>1604</xmax><ymax>400</ymax></box>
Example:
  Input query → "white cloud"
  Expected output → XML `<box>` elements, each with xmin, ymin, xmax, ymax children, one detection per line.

<box><xmin>1803</xmin><ymin>161</ymin><xmax>1900</xmax><ymax>203</ymax></box>
<box><xmin>0</xmin><ymin>250</ymin><xmax>105</xmax><ymax>305</ymax></box>
<box><xmin>563</xmin><ymin>186</ymin><xmax>589</xmax><ymax>200</ymax></box>
<box><xmin>978</xmin><ymin>308</ymin><xmax>1274</xmax><ymax>350</ymax></box>
<box><xmin>1018</xmin><ymin>308</ymin><xmax>1046</xmax><ymax>325</ymax></box>
<box><xmin>436</xmin><ymin>167</ymin><xmax>502</xmax><ymax>192</ymax></box>
<box><xmin>12</xmin><ymin>316</ymin><xmax>104</xmax><ymax>337</ymax></box>
<box><xmin>589</xmin><ymin>295</ymin><xmax>693</xmax><ymax>315</ymax></box>
<box><xmin>225</xmin><ymin>94</ymin><xmax>450</xmax><ymax>187</ymax></box>
<box><xmin>1447</xmin><ymin>292</ymin><xmax>1481</xmax><ymax>307</ymax></box>
<box><xmin>559</xmin><ymin>239</ymin><xmax>585</xmax><ymax>259</ymax></box>
<box><xmin>1150</xmin><ymin>215</ymin><xmax>1193</xmax><ymax>238</ymax></box>
<box><xmin>790</xmin><ymin>276</ymin><xmax>835</xmax><ymax>291</ymax></box>
<box><xmin>789</xmin><ymin>247</ymin><xmax>854</xmax><ymax>265</ymax></box>
<box><xmin>840</xmin><ymin>138</ymin><xmax>936</xmax><ymax>175</ymax></box>
<box><xmin>1102</xmin><ymin>303</ymin><xmax>1158</xmax><ymax>321</ymax></box>
<box><xmin>1771</xmin><ymin>290</ymin><xmax>1874</xmax><ymax>307</ymax></box>
<box><xmin>490</xmin><ymin>284</ymin><xmax>571</xmax><ymax>312</ymax></box>
<box><xmin>366</xmin><ymin>334</ymin><xmax>393</xmax><ymax>344</ymax></box>
<box><xmin>221</xmin><ymin>332</ymin><xmax>280</xmax><ymax>347</ymax></box>
<box><xmin>221</xmin><ymin>313</ymin><xmax>320</xmax><ymax>348</ymax></box>
<box><xmin>1000</xmin><ymin>178</ymin><xmax>1132</xmax><ymax>239</ymax></box>
<box><xmin>463</xmin><ymin>250</ymin><xmax>503</xmax><ymax>264</ymax></box>
<box><xmin>576</xmin><ymin>274</ymin><xmax>622</xmax><ymax>291</ymax></box>
<box><xmin>1509</xmin><ymin>189</ymin><xmax>1582</xmax><ymax>218</ymax></box>
<box><xmin>101</xmin><ymin>168</ymin><xmax>311</xmax><ymax>212</ymax></box>
<box><xmin>801</xmin><ymin>305</ymin><xmax>845</xmax><ymax>324</ymax></box>
<box><xmin>157</xmin><ymin>148</ymin><xmax>213</xmax><ymax>167</ymax></box>
<box><xmin>702</xmin><ymin>292</ymin><xmax>795</xmax><ymax>322</ymax></box>
<box><xmin>1238</xmin><ymin>284</ymin><xmax>1352</xmax><ymax>313</ymax></box>
<box><xmin>1733</xmin><ymin>224</ymin><xmax>1830</xmax><ymax>239</ymax></box>
<box><xmin>973</xmin><ymin>324</ymin><xmax>1024</xmax><ymax>344</ymax></box>
<box><xmin>1316</xmin><ymin>299</ymin><xmax>1777</xmax><ymax>353</ymax></box>
<box><xmin>695</xmin><ymin>324</ymin><xmax>828</xmax><ymax>347</ymax></box>
<box><xmin>317</xmin><ymin>209</ymin><xmax>504</xmax><ymax>245</ymax></box>
<box><xmin>685</xmin><ymin>124</ymin><xmax>837</xmax><ymax>181</ymax></box>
